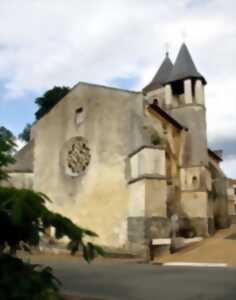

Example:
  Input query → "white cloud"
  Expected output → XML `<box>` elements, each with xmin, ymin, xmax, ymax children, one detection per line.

<box><xmin>206</xmin><ymin>79</ymin><xmax>236</xmax><ymax>142</ymax></box>
<box><xmin>0</xmin><ymin>0</ymin><xmax>236</xmax><ymax>175</ymax></box>
<box><xmin>15</xmin><ymin>139</ymin><xmax>26</xmax><ymax>151</ymax></box>
<box><xmin>221</xmin><ymin>156</ymin><xmax>236</xmax><ymax>179</ymax></box>
<box><xmin>0</xmin><ymin>1</ymin><xmax>234</xmax><ymax>91</ymax></box>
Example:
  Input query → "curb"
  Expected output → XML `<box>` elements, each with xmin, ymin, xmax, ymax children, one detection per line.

<box><xmin>153</xmin><ymin>262</ymin><xmax>228</xmax><ymax>267</ymax></box>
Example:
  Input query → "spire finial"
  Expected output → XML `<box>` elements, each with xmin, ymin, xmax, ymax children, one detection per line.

<box><xmin>181</xmin><ymin>29</ymin><xmax>187</xmax><ymax>43</ymax></box>
<box><xmin>165</xmin><ymin>42</ymin><xmax>170</xmax><ymax>57</ymax></box>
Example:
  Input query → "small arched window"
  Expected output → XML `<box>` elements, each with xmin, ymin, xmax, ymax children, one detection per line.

<box><xmin>192</xmin><ymin>176</ymin><xmax>198</xmax><ymax>187</ymax></box>
<box><xmin>153</xmin><ymin>99</ymin><xmax>159</xmax><ymax>106</ymax></box>
<box><xmin>75</xmin><ymin>107</ymin><xmax>84</xmax><ymax>125</ymax></box>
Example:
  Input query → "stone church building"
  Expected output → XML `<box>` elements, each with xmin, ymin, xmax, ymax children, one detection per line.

<box><xmin>6</xmin><ymin>43</ymin><xmax>236</xmax><ymax>255</ymax></box>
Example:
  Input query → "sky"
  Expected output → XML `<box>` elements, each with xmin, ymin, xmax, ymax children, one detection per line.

<box><xmin>0</xmin><ymin>0</ymin><xmax>236</xmax><ymax>177</ymax></box>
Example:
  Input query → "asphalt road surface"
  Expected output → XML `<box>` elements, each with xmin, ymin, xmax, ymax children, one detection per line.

<box><xmin>29</xmin><ymin>256</ymin><xmax>236</xmax><ymax>300</ymax></box>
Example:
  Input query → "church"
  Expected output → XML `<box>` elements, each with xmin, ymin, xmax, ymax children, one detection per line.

<box><xmin>6</xmin><ymin>43</ymin><xmax>236</xmax><ymax>256</ymax></box>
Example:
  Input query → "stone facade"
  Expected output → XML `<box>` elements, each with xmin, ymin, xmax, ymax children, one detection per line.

<box><xmin>227</xmin><ymin>178</ymin><xmax>236</xmax><ymax>224</ymax></box>
<box><xmin>5</xmin><ymin>44</ymin><xmax>236</xmax><ymax>256</ymax></box>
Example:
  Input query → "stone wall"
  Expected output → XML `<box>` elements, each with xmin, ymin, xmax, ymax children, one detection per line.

<box><xmin>128</xmin><ymin>178</ymin><xmax>170</xmax><ymax>255</ymax></box>
<box><xmin>169</xmin><ymin>106</ymin><xmax>208</xmax><ymax>167</ymax></box>
<box><xmin>1</xmin><ymin>172</ymin><xmax>34</xmax><ymax>189</ymax></box>
<box><xmin>31</xmin><ymin>83</ymin><xmax>144</xmax><ymax>248</ymax></box>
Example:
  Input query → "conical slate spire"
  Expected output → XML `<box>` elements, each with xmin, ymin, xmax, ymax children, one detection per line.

<box><xmin>167</xmin><ymin>43</ymin><xmax>206</xmax><ymax>84</ymax></box>
<box><xmin>143</xmin><ymin>53</ymin><xmax>173</xmax><ymax>92</ymax></box>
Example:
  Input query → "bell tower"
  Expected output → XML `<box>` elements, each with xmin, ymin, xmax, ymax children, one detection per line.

<box><xmin>143</xmin><ymin>43</ymin><xmax>212</xmax><ymax>236</ymax></box>
<box><xmin>164</xmin><ymin>43</ymin><xmax>208</xmax><ymax>167</ymax></box>
<box><xmin>164</xmin><ymin>43</ymin><xmax>210</xmax><ymax>236</ymax></box>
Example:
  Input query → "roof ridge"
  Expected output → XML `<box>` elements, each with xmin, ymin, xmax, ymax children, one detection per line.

<box><xmin>79</xmin><ymin>81</ymin><xmax>140</xmax><ymax>94</ymax></box>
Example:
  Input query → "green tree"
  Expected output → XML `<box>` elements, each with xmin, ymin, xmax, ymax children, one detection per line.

<box><xmin>0</xmin><ymin>128</ymin><xmax>104</xmax><ymax>300</ymax></box>
<box><xmin>35</xmin><ymin>86</ymin><xmax>70</xmax><ymax>120</ymax></box>
<box><xmin>18</xmin><ymin>123</ymin><xmax>32</xmax><ymax>143</ymax></box>
<box><xmin>0</xmin><ymin>126</ymin><xmax>15</xmax><ymax>141</ymax></box>
<box><xmin>0</xmin><ymin>127</ymin><xmax>15</xmax><ymax>181</ymax></box>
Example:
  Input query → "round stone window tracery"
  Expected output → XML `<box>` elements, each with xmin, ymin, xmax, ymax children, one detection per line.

<box><xmin>61</xmin><ymin>137</ymin><xmax>91</xmax><ymax>177</ymax></box>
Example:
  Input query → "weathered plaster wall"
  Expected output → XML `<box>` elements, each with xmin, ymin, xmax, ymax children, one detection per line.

<box><xmin>180</xmin><ymin>192</ymin><xmax>208</xmax><ymax>218</ymax></box>
<box><xmin>228</xmin><ymin>199</ymin><xmax>235</xmax><ymax>215</ymax></box>
<box><xmin>32</xmin><ymin>83</ymin><xmax>143</xmax><ymax>248</ymax></box>
<box><xmin>228</xmin><ymin>184</ymin><xmax>236</xmax><ymax>223</ymax></box>
<box><xmin>180</xmin><ymin>166</ymin><xmax>212</xmax><ymax>192</ymax></box>
<box><xmin>168</xmin><ymin>105</ymin><xmax>208</xmax><ymax>167</ymax></box>
<box><xmin>209</xmin><ymin>160</ymin><xmax>230</xmax><ymax>229</ymax></box>
<box><xmin>128</xmin><ymin>178</ymin><xmax>170</xmax><ymax>255</ymax></box>
<box><xmin>128</xmin><ymin>179</ymin><xmax>167</xmax><ymax>218</ymax></box>
<box><xmin>145</xmin><ymin>87</ymin><xmax>166</xmax><ymax>109</ymax></box>
<box><xmin>130</xmin><ymin>146</ymin><xmax>166</xmax><ymax>178</ymax></box>
<box><xmin>2</xmin><ymin>173</ymin><xmax>34</xmax><ymax>189</ymax></box>
<box><xmin>179</xmin><ymin>191</ymin><xmax>209</xmax><ymax>236</ymax></box>
<box><xmin>227</xmin><ymin>186</ymin><xmax>235</xmax><ymax>215</ymax></box>
<box><xmin>144</xmin><ymin>107</ymin><xmax>184</xmax><ymax>172</ymax></box>
<box><xmin>213</xmin><ymin>178</ymin><xmax>230</xmax><ymax>229</ymax></box>
<box><xmin>145</xmin><ymin>179</ymin><xmax>167</xmax><ymax>218</ymax></box>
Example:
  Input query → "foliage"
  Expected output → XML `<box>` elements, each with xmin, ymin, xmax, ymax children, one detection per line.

<box><xmin>150</xmin><ymin>132</ymin><xmax>161</xmax><ymax>145</ymax></box>
<box><xmin>0</xmin><ymin>127</ymin><xmax>15</xmax><ymax>181</ymax></box>
<box><xmin>19</xmin><ymin>86</ymin><xmax>70</xmax><ymax>143</ymax></box>
<box><xmin>0</xmin><ymin>187</ymin><xmax>104</xmax><ymax>258</ymax></box>
<box><xmin>0</xmin><ymin>254</ymin><xmax>62</xmax><ymax>300</ymax></box>
<box><xmin>18</xmin><ymin>123</ymin><xmax>32</xmax><ymax>143</ymax></box>
<box><xmin>0</xmin><ymin>127</ymin><xmax>104</xmax><ymax>299</ymax></box>
<box><xmin>35</xmin><ymin>86</ymin><xmax>70</xmax><ymax>120</ymax></box>
<box><xmin>0</xmin><ymin>126</ymin><xmax>15</xmax><ymax>141</ymax></box>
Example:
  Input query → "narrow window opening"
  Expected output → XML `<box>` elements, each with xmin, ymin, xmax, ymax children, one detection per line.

<box><xmin>76</xmin><ymin>107</ymin><xmax>83</xmax><ymax>114</ymax></box>
<box><xmin>172</xmin><ymin>81</ymin><xmax>184</xmax><ymax>95</ymax></box>
<box><xmin>75</xmin><ymin>107</ymin><xmax>84</xmax><ymax>125</ymax></box>
<box><xmin>192</xmin><ymin>176</ymin><xmax>198</xmax><ymax>187</ymax></box>
<box><xmin>153</xmin><ymin>99</ymin><xmax>159</xmax><ymax>106</ymax></box>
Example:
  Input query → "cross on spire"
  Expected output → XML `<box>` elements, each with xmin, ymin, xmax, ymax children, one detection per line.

<box><xmin>165</xmin><ymin>42</ymin><xmax>170</xmax><ymax>57</ymax></box>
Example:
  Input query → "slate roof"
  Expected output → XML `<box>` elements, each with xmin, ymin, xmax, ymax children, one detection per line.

<box><xmin>208</xmin><ymin>148</ymin><xmax>223</xmax><ymax>162</ymax></box>
<box><xmin>143</xmin><ymin>53</ymin><xmax>173</xmax><ymax>92</ymax></box>
<box><xmin>167</xmin><ymin>43</ymin><xmax>206</xmax><ymax>84</ymax></box>
<box><xmin>5</xmin><ymin>140</ymin><xmax>34</xmax><ymax>173</ymax></box>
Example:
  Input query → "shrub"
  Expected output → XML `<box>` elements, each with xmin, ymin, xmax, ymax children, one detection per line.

<box><xmin>0</xmin><ymin>128</ymin><xmax>104</xmax><ymax>299</ymax></box>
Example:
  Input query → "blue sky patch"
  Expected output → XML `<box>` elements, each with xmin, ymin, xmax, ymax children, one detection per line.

<box><xmin>108</xmin><ymin>76</ymin><xmax>140</xmax><ymax>91</ymax></box>
<box><xmin>0</xmin><ymin>87</ymin><xmax>38</xmax><ymax>136</ymax></box>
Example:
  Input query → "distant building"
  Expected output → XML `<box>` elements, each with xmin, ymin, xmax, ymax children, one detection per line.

<box><xmin>5</xmin><ymin>43</ymin><xmax>236</xmax><ymax>256</ymax></box>
<box><xmin>227</xmin><ymin>178</ymin><xmax>236</xmax><ymax>219</ymax></box>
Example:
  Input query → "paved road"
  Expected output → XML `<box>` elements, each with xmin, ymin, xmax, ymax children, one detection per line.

<box><xmin>29</xmin><ymin>256</ymin><xmax>236</xmax><ymax>300</ymax></box>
